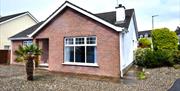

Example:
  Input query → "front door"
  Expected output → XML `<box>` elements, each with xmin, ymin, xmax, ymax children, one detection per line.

<box><xmin>37</xmin><ymin>39</ymin><xmax>49</xmax><ymax>66</ymax></box>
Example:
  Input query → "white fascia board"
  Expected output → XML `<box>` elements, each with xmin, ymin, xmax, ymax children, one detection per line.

<box><xmin>0</xmin><ymin>12</ymin><xmax>38</xmax><ymax>25</ymax></box>
<box><xmin>0</xmin><ymin>13</ymin><xmax>27</xmax><ymax>25</ymax></box>
<box><xmin>9</xmin><ymin>37</ymin><xmax>33</xmax><ymax>40</ymax></box>
<box><xmin>26</xmin><ymin>12</ymin><xmax>39</xmax><ymax>23</ymax></box>
<box><xmin>28</xmin><ymin>2</ymin><xmax>122</xmax><ymax>37</ymax></box>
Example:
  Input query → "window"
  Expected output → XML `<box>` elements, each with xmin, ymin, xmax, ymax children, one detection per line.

<box><xmin>64</xmin><ymin>36</ymin><xmax>97</xmax><ymax>65</ymax></box>
<box><xmin>23</xmin><ymin>40</ymin><xmax>33</xmax><ymax>46</ymax></box>
<box><xmin>140</xmin><ymin>35</ymin><xmax>143</xmax><ymax>38</ymax></box>
<box><xmin>4</xmin><ymin>45</ymin><xmax>10</xmax><ymax>50</ymax></box>
<box><xmin>144</xmin><ymin>33</ymin><xmax>148</xmax><ymax>38</ymax></box>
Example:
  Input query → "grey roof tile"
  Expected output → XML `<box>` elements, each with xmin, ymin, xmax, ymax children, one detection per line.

<box><xmin>0</xmin><ymin>12</ymin><xmax>27</xmax><ymax>23</ymax></box>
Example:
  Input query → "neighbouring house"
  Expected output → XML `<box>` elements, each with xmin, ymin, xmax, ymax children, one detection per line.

<box><xmin>138</xmin><ymin>30</ymin><xmax>151</xmax><ymax>39</ymax></box>
<box><xmin>9</xmin><ymin>1</ymin><xmax>138</xmax><ymax>78</ymax></box>
<box><xmin>0</xmin><ymin>12</ymin><xmax>38</xmax><ymax>50</ymax></box>
<box><xmin>175</xmin><ymin>26</ymin><xmax>180</xmax><ymax>44</ymax></box>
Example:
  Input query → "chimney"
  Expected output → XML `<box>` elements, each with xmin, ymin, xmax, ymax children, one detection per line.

<box><xmin>115</xmin><ymin>4</ymin><xmax>125</xmax><ymax>24</ymax></box>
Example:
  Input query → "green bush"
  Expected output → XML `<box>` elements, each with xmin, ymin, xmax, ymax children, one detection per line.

<box><xmin>134</xmin><ymin>48</ymin><xmax>149</xmax><ymax>67</ymax></box>
<box><xmin>153</xmin><ymin>50</ymin><xmax>174</xmax><ymax>66</ymax></box>
<box><xmin>137</xmin><ymin>71</ymin><xmax>146</xmax><ymax>80</ymax></box>
<box><xmin>152</xmin><ymin>28</ymin><xmax>178</xmax><ymax>51</ymax></box>
<box><xmin>138</xmin><ymin>38</ymin><xmax>151</xmax><ymax>48</ymax></box>
<box><xmin>135</xmin><ymin>48</ymin><xmax>155</xmax><ymax>67</ymax></box>
<box><xmin>178</xmin><ymin>45</ymin><xmax>180</xmax><ymax>50</ymax></box>
<box><xmin>135</xmin><ymin>48</ymin><xmax>175</xmax><ymax>68</ymax></box>
<box><xmin>173</xmin><ymin>50</ymin><xmax>180</xmax><ymax>64</ymax></box>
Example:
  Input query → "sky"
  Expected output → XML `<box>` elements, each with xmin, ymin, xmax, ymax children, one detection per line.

<box><xmin>0</xmin><ymin>0</ymin><xmax>180</xmax><ymax>31</ymax></box>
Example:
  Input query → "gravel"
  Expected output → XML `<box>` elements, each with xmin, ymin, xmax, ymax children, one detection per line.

<box><xmin>0</xmin><ymin>65</ymin><xmax>179</xmax><ymax>91</ymax></box>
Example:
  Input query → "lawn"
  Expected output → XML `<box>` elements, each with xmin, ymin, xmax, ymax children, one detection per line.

<box><xmin>0</xmin><ymin>65</ymin><xmax>179</xmax><ymax>91</ymax></box>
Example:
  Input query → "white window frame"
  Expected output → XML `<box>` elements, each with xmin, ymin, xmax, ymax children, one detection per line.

<box><xmin>63</xmin><ymin>36</ymin><xmax>98</xmax><ymax>67</ymax></box>
<box><xmin>23</xmin><ymin>40</ymin><xmax>33</xmax><ymax>46</ymax></box>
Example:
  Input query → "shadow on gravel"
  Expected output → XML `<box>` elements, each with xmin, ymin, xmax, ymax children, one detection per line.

<box><xmin>33</xmin><ymin>74</ymin><xmax>53</xmax><ymax>81</ymax></box>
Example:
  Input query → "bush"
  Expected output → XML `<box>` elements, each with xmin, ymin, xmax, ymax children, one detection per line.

<box><xmin>152</xmin><ymin>28</ymin><xmax>178</xmax><ymax>51</ymax></box>
<box><xmin>173</xmin><ymin>50</ymin><xmax>180</xmax><ymax>64</ymax></box>
<box><xmin>178</xmin><ymin>45</ymin><xmax>180</xmax><ymax>50</ymax></box>
<box><xmin>135</xmin><ymin>48</ymin><xmax>175</xmax><ymax>68</ymax></box>
<box><xmin>137</xmin><ymin>71</ymin><xmax>146</xmax><ymax>80</ymax></box>
<box><xmin>138</xmin><ymin>38</ymin><xmax>151</xmax><ymax>48</ymax></box>
<box><xmin>134</xmin><ymin>48</ymin><xmax>149</xmax><ymax>67</ymax></box>
<box><xmin>153</xmin><ymin>49</ymin><xmax>174</xmax><ymax>66</ymax></box>
<box><xmin>134</xmin><ymin>48</ymin><xmax>154</xmax><ymax>67</ymax></box>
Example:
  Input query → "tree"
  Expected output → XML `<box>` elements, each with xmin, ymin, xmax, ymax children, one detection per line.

<box><xmin>15</xmin><ymin>44</ymin><xmax>42</xmax><ymax>81</ymax></box>
<box><xmin>152</xmin><ymin>28</ymin><xmax>178</xmax><ymax>51</ymax></box>
<box><xmin>151</xmin><ymin>28</ymin><xmax>178</xmax><ymax>66</ymax></box>
<box><xmin>138</xmin><ymin>38</ymin><xmax>151</xmax><ymax>48</ymax></box>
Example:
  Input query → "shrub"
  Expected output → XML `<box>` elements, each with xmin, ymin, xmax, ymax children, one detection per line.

<box><xmin>137</xmin><ymin>71</ymin><xmax>146</xmax><ymax>80</ymax></box>
<box><xmin>134</xmin><ymin>48</ymin><xmax>149</xmax><ymax>67</ymax></box>
<box><xmin>134</xmin><ymin>48</ymin><xmax>175</xmax><ymax>68</ymax></box>
<box><xmin>153</xmin><ymin>49</ymin><xmax>174</xmax><ymax>66</ymax></box>
<box><xmin>138</xmin><ymin>38</ymin><xmax>151</xmax><ymax>48</ymax></box>
<box><xmin>173</xmin><ymin>50</ymin><xmax>180</xmax><ymax>64</ymax></box>
<box><xmin>134</xmin><ymin>48</ymin><xmax>154</xmax><ymax>67</ymax></box>
<box><xmin>178</xmin><ymin>44</ymin><xmax>180</xmax><ymax>50</ymax></box>
<box><xmin>152</xmin><ymin>28</ymin><xmax>178</xmax><ymax>51</ymax></box>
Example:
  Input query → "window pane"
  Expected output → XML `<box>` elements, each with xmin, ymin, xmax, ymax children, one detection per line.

<box><xmin>75</xmin><ymin>46</ymin><xmax>85</xmax><ymax>63</ymax></box>
<box><xmin>76</xmin><ymin>38</ymin><xmax>84</xmax><ymax>44</ymax></box>
<box><xmin>23</xmin><ymin>40</ymin><xmax>32</xmax><ymax>46</ymax></box>
<box><xmin>87</xmin><ymin>37</ymin><xmax>96</xmax><ymax>44</ymax></box>
<box><xmin>86</xmin><ymin>46</ymin><xmax>96</xmax><ymax>63</ymax></box>
<box><xmin>65</xmin><ymin>47</ymin><xmax>74</xmax><ymax>62</ymax></box>
<box><xmin>65</xmin><ymin>38</ymin><xmax>73</xmax><ymax>45</ymax></box>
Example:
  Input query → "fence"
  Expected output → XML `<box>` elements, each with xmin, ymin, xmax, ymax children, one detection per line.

<box><xmin>0</xmin><ymin>50</ymin><xmax>10</xmax><ymax>64</ymax></box>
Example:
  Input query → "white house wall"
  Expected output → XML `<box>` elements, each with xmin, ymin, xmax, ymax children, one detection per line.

<box><xmin>0</xmin><ymin>15</ymin><xmax>37</xmax><ymax>49</ymax></box>
<box><xmin>120</xmin><ymin>15</ymin><xmax>137</xmax><ymax>74</ymax></box>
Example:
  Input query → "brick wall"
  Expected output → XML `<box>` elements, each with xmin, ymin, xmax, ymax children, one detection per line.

<box><xmin>11</xmin><ymin>40</ymin><xmax>23</xmax><ymax>64</ymax></box>
<box><xmin>34</xmin><ymin>8</ymin><xmax>121</xmax><ymax>77</ymax></box>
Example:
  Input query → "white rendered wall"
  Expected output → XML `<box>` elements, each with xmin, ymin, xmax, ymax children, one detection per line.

<box><xmin>120</xmin><ymin>15</ymin><xmax>137</xmax><ymax>74</ymax></box>
<box><xmin>0</xmin><ymin>15</ymin><xmax>37</xmax><ymax>49</ymax></box>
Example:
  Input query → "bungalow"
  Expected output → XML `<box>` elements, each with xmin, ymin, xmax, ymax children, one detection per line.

<box><xmin>138</xmin><ymin>30</ymin><xmax>151</xmax><ymax>39</ymax></box>
<box><xmin>0</xmin><ymin>12</ymin><xmax>38</xmax><ymax>49</ymax></box>
<box><xmin>9</xmin><ymin>1</ymin><xmax>138</xmax><ymax>78</ymax></box>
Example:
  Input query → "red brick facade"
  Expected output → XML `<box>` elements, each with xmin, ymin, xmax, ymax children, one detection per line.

<box><xmin>11</xmin><ymin>40</ymin><xmax>23</xmax><ymax>65</ymax></box>
<box><xmin>12</xmin><ymin>8</ymin><xmax>121</xmax><ymax>77</ymax></box>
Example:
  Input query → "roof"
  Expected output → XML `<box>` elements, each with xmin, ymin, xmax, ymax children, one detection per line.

<box><xmin>0</xmin><ymin>12</ymin><xmax>38</xmax><ymax>24</ymax></box>
<box><xmin>138</xmin><ymin>30</ymin><xmax>151</xmax><ymax>36</ymax></box>
<box><xmin>28</xmin><ymin>1</ymin><xmax>125</xmax><ymax>37</ymax></box>
<box><xmin>95</xmin><ymin>9</ymin><xmax>134</xmax><ymax>29</ymax></box>
<box><xmin>10</xmin><ymin>1</ymin><xmax>136</xmax><ymax>40</ymax></box>
<box><xmin>9</xmin><ymin>21</ymin><xmax>44</xmax><ymax>40</ymax></box>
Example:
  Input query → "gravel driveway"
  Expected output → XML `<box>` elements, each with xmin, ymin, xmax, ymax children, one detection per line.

<box><xmin>0</xmin><ymin>65</ymin><xmax>179</xmax><ymax>91</ymax></box>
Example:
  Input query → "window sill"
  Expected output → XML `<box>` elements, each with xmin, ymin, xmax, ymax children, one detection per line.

<box><xmin>62</xmin><ymin>62</ymin><xmax>99</xmax><ymax>67</ymax></box>
<box><xmin>39</xmin><ymin>63</ymin><xmax>49</xmax><ymax>67</ymax></box>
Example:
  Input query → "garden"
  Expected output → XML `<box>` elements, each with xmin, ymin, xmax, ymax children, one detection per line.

<box><xmin>135</xmin><ymin>28</ymin><xmax>180</xmax><ymax>79</ymax></box>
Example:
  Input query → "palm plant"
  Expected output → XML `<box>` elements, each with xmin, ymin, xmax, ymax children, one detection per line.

<box><xmin>15</xmin><ymin>44</ymin><xmax>42</xmax><ymax>81</ymax></box>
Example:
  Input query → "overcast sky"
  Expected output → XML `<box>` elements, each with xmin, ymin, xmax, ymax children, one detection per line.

<box><xmin>0</xmin><ymin>0</ymin><xmax>180</xmax><ymax>31</ymax></box>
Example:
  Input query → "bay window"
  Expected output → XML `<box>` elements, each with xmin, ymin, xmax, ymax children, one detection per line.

<box><xmin>64</xmin><ymin>36</ymin><xmax>97</xmax><ymax>65</ymax></box>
